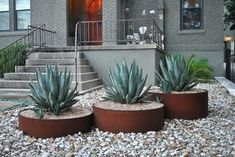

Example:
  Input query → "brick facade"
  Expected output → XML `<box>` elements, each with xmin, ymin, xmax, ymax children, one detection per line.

<box><xmin>164</xmin><ymin>0</ymin><xmax>224</xmax><ymax>76</ymax></box>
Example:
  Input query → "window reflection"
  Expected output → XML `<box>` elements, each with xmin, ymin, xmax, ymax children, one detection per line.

<box><xmin>0</xmin><ymin>12</ymin><xmax>9</xmax><ymax>30</ymax></box>
<box><xmin>16</xmin><ymin>11</ymin><xmax>30</xmax><ymax>30</ymax></box>
<box><xmin>181</xmin><ymin>0</ymin><xmax>202</xmax><ymax>30</ymax></box>
<box><xmin>0</xmin><ymin>0</ymin><xmax>9</xmax><ymax>11</ymax></box>
<box><xmin>16</xmin><ymin>0</ymin><xmax>30</xmax><ymax>10</ymax></box>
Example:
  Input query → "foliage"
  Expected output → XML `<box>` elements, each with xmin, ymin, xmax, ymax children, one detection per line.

<box><xmin>0</xmin><ymin>43</ymin><xmax>27</xmax><ymax>78</ymax></box>
<box><xmin>29</xmin><ymin>65</ymin><xmax>79</xmax><ymax>118</ymax></box>
<box><xmin>155</xmin><ymin>54</ymin><xmax>197</xmax><ymax>93</ymax></box>
<box><xmin>188</xmin><ymin>55</ymin><xmax>213</xmax><ymax>82</ymax></box>
<box><xmin>103</xmin><ymin>60</ymin><xmax>151</xmax><ymax>104</ymax></box>
<box><xmin>224</xmin><ymin>0</ymin><xmax>235</xmax><ymax>30</ymax></box>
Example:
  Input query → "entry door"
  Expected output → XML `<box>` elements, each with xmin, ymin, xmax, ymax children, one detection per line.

<box><xmin>88</xmin><ymin>0</ymin><xmax>102</xmax><ymax>45</ymax></box>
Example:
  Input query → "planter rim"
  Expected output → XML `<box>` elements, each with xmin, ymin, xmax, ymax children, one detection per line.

<box><xmin>149</xmin><ymin>88</ymin><xmax>208</xmax><ymax>95</ymax></box>
<box><xmin>19</xmin><ymin>107</ymin><xmax>92</xmax><ymax>121</ymax></box>
<box><xmin>93</xmin><ymin>101</ymin><xmax>163</xmax><ymax>112</ymax></box>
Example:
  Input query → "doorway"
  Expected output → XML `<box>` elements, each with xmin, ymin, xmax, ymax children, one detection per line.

<box><xmin>68</xmin><ymin>0</ymin><xmax>102</xmax><ymax>45</ymax></box>
<box><xmin>87</xmin><ymin>0</ymin><xmax>102</xmax><ymax>45</ymax></box>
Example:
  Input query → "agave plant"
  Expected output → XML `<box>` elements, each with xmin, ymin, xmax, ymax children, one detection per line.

<box><xmin>103</xmin><ymin>60</ymin><xmax>151</xmax><ymax>104</ymax></box>
<box><xmin>155</xmin><ymin>54</ymin><xmax>197</xmax><ymax>93</ymax></box>
<box><xmin>29</xmin><ymin>64</ymin><xmax>79</xmax><ymax>118</ymax></box>
<box><xmin>188</xmin><ymin>55</ymin><xmax>213</xmax><ymax>82</ymax></box>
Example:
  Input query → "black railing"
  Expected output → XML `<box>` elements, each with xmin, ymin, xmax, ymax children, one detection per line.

<box><xmin>0</xmin><ymin>24</ymin><xmax>56</xmax><ymax>52</ymax></box>
<box><xmin>75</xmin><ymin>18</ymin><xmax>164</xmax><ymax>50</ymax></box>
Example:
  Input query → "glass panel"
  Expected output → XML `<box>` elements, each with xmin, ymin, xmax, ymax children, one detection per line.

<box><xmin>0</xmin><ymin>12</ymin><xmax>9</xmax><ymax>30</ymax></box>
<box><xmin>16</xmin><ymin>10</ymin><xmax>30</xmax><ymax>29</ymax></box>
<box><xmin>0</xmin><ymin>0</ymin><xmax>9</xmax><ymax>11</ymax></box>
<box><xmin>183</xmin><ymin>0</ymin><xmax>201</xmax><ymax>8</ymax></box>
<box><xmin>16</xmin><ymin>0</ymin><xmax>30</xmax><ymax>10</ymax></box>
<box><xmin>182</xmin><ymin>8</ymin><xmax>201</xmax><ymax>29</ymax></box>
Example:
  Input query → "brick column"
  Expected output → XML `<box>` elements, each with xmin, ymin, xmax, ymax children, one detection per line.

<box><xmin>102</xmin><ymin>0</ymin><xmax>118</xmax><ymax>45</ymax></box>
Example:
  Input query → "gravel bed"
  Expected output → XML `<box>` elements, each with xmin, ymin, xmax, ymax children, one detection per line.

<box><xmin>0</xmin><ymin>82</ymin><xmax>234</xmax><ymax>156</ymax></box>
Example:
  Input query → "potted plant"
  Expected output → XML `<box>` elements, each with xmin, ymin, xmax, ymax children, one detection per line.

<box><xmin>18</xmin><ymin>65</ymin><xmax>93</xmax><ymax>138</ymax></box>
<box><xmin>148</xmin><ymin>54</ymin><xmax>210</xmax><ymax>120</ymax></box>
<box><xmin>93</xmin><ymin>60</ymin><xmax>164</xmax><ymax>133</ymax></box>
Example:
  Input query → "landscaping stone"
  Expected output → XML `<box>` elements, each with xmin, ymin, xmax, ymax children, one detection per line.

<box><xmin>0</xmin><ymin>82</ymin><xmax>234</xmax><ymax>156</ymax></box>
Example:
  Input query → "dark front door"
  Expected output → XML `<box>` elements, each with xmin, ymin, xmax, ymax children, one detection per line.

<box><xmin>88</xmin><ymin>0</ymin><xmax>102</xmax><ymax>45</ymax></box>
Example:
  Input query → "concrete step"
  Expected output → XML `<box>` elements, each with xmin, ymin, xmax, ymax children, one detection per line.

<box><xmin>25</xmin><ymin>59</ymin><xmax>89</xmax><ymax>66</ymax></box>
<box><xmin>15</xmin><ymin>65</ymin><xmax>93</xmax><ymax>73</ymax></box>
<box><xmin>4</xmin><ymin>72</ymin><xmax>98</xmax><ymax>82</ymax></box>
<box><xmin>0</xmin><ymin>78</ymin><xmax>102</xmax><ymax>91</ymax></box>
<box><xmin>28</xmin><ymin>52</ymin><xmax>84</xmax><ymax>59</ymax></box>
<box><xmin>0</xmin><ymin>85</ymin><xmax>103</xmax><ymax>99</ymax></box>
<box><xmin>33</xmin><ymin>47</ymin><xmax>75</xmax><ymax>52</ymax></box>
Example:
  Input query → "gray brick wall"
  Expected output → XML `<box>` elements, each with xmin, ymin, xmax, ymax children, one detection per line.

<box><xmin>31</xmin><ymin>0</ymin><xmax>67</xmax><ymax>46</ymax></box>
<box><xmin>102</xmin><ymin>0</ymin><xmax>118</xmax><ymax>45</ymax></box>
<box><xmin>164</xmin><ymin>0</ymin><xmax>224</xmax><ymax>76</ymax></box>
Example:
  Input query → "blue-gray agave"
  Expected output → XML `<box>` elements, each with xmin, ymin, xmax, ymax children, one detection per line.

<box><xmin>104</xmin><ymin>60</ymin><xmax>151</xmax><ymax>104</ymax></box>
<box><xmin>29</xmin><ymin>64</ymin><xmax>79</xmax><ymax>118</ymax></box>
<box><xmin>155</xmin><ymin>54</ymin><xmax>197</xmax><ymax>93</ymax></box>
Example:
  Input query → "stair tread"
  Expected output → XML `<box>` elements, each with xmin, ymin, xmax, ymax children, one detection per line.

<box><xmin>26</xmin><ymin>59</ymin><xmax>86</xmax><ymax>60</ymax></box>
<box><xmin>17</xmin><ymin>65</ymin><xmax>91</xmax><ymax>67</ymax></box>
<box><xmin>0</xmin><ymin>78</ymin><xmax>101</xmax><ymax>83</ymax></box>
<box><xmin>5</xmin><ymin>72</ymin><xmax>96</xmax><ymax>75</ymax></box>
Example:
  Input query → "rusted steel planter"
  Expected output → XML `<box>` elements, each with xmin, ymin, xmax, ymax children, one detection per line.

<box><xmin>148</xmin><ymin>89</ymin><xmax>208</xmax><ymax>120</ymax></box>
<box><xmin>93</xmin><ymin>101</ymin><xmax>164</xmax><ymax>133</ymax></box>
<box><xmin>18</xmin><ymin>108</ymin><xmax>93</xmax><ymax>138</ymax></box>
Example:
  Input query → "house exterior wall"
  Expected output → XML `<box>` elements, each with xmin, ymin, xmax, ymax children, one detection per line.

<box><xmin>164</xmin><ymin>0</ymin><xmax>224</xmax><ymax>76</ymax></box>
<box><xmin>31</xmin><ymin>0</ymin><xmax>68</xmax><ymax>46</ymax></box>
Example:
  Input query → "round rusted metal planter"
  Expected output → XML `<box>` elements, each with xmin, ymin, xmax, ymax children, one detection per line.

<box><xmin>18</xmin><ymin>108</ymin><xmax>93</xmax><ymax>138</ymax></box>
<box><xmin>148</xmin><ymin>89</ymin><xmax>208</xmax><ymax>120</ymax></box>
<box><xmin>93</xmin><ymin>101</ymin><xmax>164</xmax><ymax>133</ymax></box>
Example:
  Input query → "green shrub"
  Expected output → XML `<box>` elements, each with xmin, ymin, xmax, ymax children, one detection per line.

<box><xmin>155</xmin><ymin>54</ymin><xmax>197</xmax><ymax>93</ymax></box>
<box><xmin>188</xmin><ymin>55</ymin><xmax>214</xmax><ymax>82</ymax></box>
<box><xmin>0</xmin><ymin>43</ymin><xmax>27</xmax><ymax>78</ymax></box>
<box><xmin>29</xmin><ymin>64</ymin><xmax>79</xmax><ymax>118</ymax></box>
<box><xmin>103</xmin><ymin>60</ymin><xmax>151</xmax><ymax>104</ymax></box>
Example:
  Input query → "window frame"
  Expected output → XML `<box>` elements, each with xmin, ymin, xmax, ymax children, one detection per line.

<box><xmin>15</xmin><ymin>0</ymin><xmax>31</xmax><ymax>30</ymax></box>
<box><xmin>0</xmin><ymin>0</ymin><xmax>31</xmax><ymax>32</ymax></box>
<box><xmin>180</xmin><ymin>0</ymin><xmax>203</xmax><ymax>30</ymax></box>
<box><xmin>0</xmin><ymin>0</ymin><xmax>10</xmax><ymax>31</ymax></box>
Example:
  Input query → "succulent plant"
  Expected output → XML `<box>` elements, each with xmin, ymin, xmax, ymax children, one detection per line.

<box><xmin>29</xmin><ymin>64</ymin><xmax>79</xmax><ymax>118</ymax></box>
<box><xmin>155</xmin><ymin>54</ymin><xmax>197</xmax><ymax>93</ymax></box>
<box><xmin>103</xmin><ymin>60</ymin><xmax>151</xmax><ymax>104</ymax></box>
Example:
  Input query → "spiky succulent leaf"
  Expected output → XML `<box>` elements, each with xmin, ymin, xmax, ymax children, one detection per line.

<box><xmin>28</xmin><ymin>64</ymin><xmax>79</xmax><ymax>118</ymax></box>
<box><xmin>156</xmin><ymin>54</ymin><xmax>200</xmax><ymax>93</ymax></box>
<box><xmin>104</xmin><ymin>60</ymin><xmax>151</xmax><ymax>104</ymax></box>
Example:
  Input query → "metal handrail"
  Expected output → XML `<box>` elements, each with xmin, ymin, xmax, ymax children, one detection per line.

<box><xmin>0</xmin><ymin>24</ymin><xmax>56</xmax><ymax>52</ymax></box>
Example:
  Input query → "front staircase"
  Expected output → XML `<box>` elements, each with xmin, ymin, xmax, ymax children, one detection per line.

<box><xmin>0</xmin><ymin>47</ymin><xmax>103</xmax><ymax>98</ymax></box>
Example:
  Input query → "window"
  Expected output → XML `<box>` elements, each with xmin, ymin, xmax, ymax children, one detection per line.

<box><xmin>0</xmin><ymin>0</ymin><xmax>9</xmax><ymax>31</ymax></box>
<box><xmin>15</xmin><ymin>0</ymin><xmax>31</xmax><ymax>30</ymax></box>
<box><xmin>181</xmin><ymin>0</ymin><xmax>203</xmax><ymax>30</ymax></box>
<box><xmin>0</xmin><ymin>0</ymin><xmax>30</xmax><ymax>32</ymax></box>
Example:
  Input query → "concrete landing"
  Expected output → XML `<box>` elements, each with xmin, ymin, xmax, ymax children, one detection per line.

<box><xmin>215</xmin><ymin>77</ymin><xmax>235</xmax><ymax>96</ymax></box>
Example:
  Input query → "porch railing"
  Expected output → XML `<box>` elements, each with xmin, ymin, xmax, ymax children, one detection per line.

<box><xmin>75</xmin><ymin>18</ymin><xmax>164</xmax><ymax>50</ymax></box>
